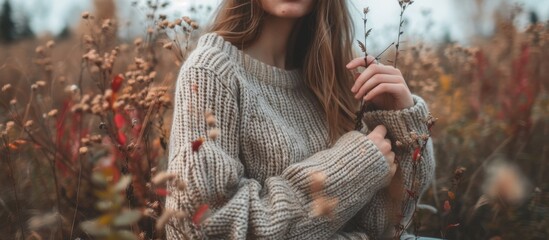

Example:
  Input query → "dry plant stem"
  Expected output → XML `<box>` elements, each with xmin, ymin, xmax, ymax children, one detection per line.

<box><xmin>463</xmin><ymin>136</ymin><xmax>513</xmax><ymax>198</ymax></box>
<box><xmin>9</xmin><ymin>106</ymin><xmax>77</xmax><ymax>174</ymax></box>
<box><xmin>393</xmin><ymin>3</ymin><xmax>407</xmax><ymax>68</ymax></box>
<box><xmin>355</xmin><ymin>7</ymin><xmax>371</xmax><ymax>131</ymax></box>
<box><xmin>69</xmin><ymin>112</ymin><xmax>85</xmax><ymax>239</ymax></box>
<box><xmin>2</xmin><ymin>137</ymin><xmax>26</xmax><ymax>239</ymax></box>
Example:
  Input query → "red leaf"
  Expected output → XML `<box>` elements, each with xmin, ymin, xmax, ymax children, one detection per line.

<box><xmin>192</xmin><ymin>137</ymin><xmax>205</xmax><ymax>152</ymax></box>
<box><xmin>114</xmin><ymin>113</ymin><xmax>127</xmax><ymax>129</ymax></box>
<box><xmin>117</xmin><ymin>131</ymin><xmax>127</xmax><ymax>146</ymax></box>
<box><xmin>155</xmin><ymin>188</ymin><xmax>170</xmax><ymax>196</ymax></box>
<box><xmin>192</xmin><ymin>204</ymin><xmax>210</xmax><ymax>225</ymax></box>
<box><xmin>111</xmin><ymin>74</ymin><xmax>124</xmax><ymax>93</ymax></box>
<box><xmin>412</xmin><ymin>147</ymin><xmax>421</xmax><ymax>162</ymax></box>
<box><xmin>443</xmin><ymin>200</ymin><xmax>451</xmax><ymax>213</ymax></box>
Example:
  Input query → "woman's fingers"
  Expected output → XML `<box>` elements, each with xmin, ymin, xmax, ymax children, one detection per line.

<box><xmin>354</xmin><ymin>74</ymin><xmax>402</xmax><ymax>99</ymax></box>
<box><xmin>346</xmin><ymin>55</ymin><xmax>377</xmax><ymax>69</ymax></box>
<box><xmin>370</xmin><ymin>125</ymin><xmax>387</xmax><ymax>139</ymax></box>
<box><xmin>363</xmin><ymin>83</ymin><xmax>408</xmax><ymax>102</ymax></box>
<box><xmin>352</xmin><ymin>64</ymin><xmax>401</xmax><ymax>93</ymax></box>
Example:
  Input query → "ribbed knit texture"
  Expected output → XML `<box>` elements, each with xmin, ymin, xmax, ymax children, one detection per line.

<box><xmin>165</xmin><ymin>32</ymin><xmax>435</xmax><ymax>240</ymax></box>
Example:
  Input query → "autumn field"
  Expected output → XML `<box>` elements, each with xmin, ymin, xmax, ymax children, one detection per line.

<box><xmin>1</xmin><ymin>1</ymin><xmax>548</xmax><ymax>239</ymax></box>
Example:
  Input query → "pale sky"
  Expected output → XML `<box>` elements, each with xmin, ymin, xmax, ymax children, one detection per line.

<box><xmin>4</xmin><ymin>0</ymin><xmax>549</xmax><ymax>49</ymax></box>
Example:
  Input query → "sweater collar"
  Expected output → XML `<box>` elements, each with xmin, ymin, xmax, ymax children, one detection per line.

<box><xmin>196</xmin><ymin>32</ymin><xmax>304</xmax><ymax>89</ymax></box>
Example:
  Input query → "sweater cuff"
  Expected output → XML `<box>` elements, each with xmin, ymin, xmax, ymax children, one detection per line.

<box><xmin>281</xmin><ymin>130</ymin><xmax>392</xmax><ymax>208</ymax></box>
<box><xmin>362</xmin><ymin>95</ymin><xmax>430</xmax><ymax>147</ymax></box>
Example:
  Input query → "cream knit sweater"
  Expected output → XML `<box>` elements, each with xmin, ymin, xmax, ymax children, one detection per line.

<box><xmin>166</xmin><ymin>32</ymin><xmax>435</xmax><ymax>240</ymax></box>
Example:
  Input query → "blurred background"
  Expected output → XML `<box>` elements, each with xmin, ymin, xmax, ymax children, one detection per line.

<box><xmin>1</xmin><ymin>0</ymin><xmax>548</xmax><ymax>239</ymax></box>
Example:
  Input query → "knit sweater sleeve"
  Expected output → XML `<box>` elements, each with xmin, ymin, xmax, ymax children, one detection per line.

<box><xmin>165</xmin><ymin>65</ymin><xmax>394</xmax><ymax>239</ymax></box>
<box><xmin>350</xmin><ymin>95</ymin><xmax>436</xmax><ymax>239</ymax></box>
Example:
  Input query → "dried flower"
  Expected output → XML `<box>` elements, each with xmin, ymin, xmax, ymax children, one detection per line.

<box><xmin>47</xmin><ymin>109</ymin><xmax>58</xmax><ymax>118</ymax></box>
<box><xmin>155</xmin><ymin>209</ymin><xmax>175</xmax><ymax>230</ymax></box>
<box><xmin>79</xmin><ymin>147</ymin><xmax>88</xmax><ymax>155</ymax></box>
<box><xmin>151</xmin><ymin>172</ymin><xmax>177</xmax><ymax>186</ymax></box>
<box><xmin>36</xmin><ymin>80</ymin><xmax>46</xmax><ymax>87</ymax></box>
<box><xmin>35</xmin><ymin>46</ymin><xmax>45</xmax><ymax>54</ymax></box>
<box><xmin>205</xmin><ymin>114</ymin><xmax>216</xmax><ymax>127</ymax></box>
<box><xmin>310</xmin><ymin>171</ymin><xmax>327</xmax><ymax>194</ymax></box>
<box><xmin>1</xmin><ymin>84</ymin><xmax>11</xmax><ymax>92</ymax></box>
<box><xmin>312</xmin><ymin>196</ymin><xmax>338</xmax><ymax>218</ymax></box>
<box><xmin>190</xmin><ymin>22</ymin><xmax>199</xmax><ymax>30</ymax></box>
<box><xmin>6</xmin><ymin>121</ymin><xmax>15</xmax><ymax>131</ymax></box>
<box><xmin>24</xmin><ymin>120</ymin><xmax>34</xmax><ymax>128</ymax></box>
<box><xmin>483</xmin><ymin>161</ymin><xmax>529</xmax><ymax>206</ymax></box>
<box><xmin>173</xmin><ymin>178</ymin><xmax>187</xmax><ymax>191</ymax></box>
<box><xmin>163</xmin><ymin>42</ymin><xmax>173</xmax><ymax>50</ymax></box>
<box><xmin>134</xmin><ymin>38</ymin><xmax>143</xmax><ymax>46</ymax></box>
<box><xmin>208</xmin><ymin>128</ymin><xmax>220</xmax><ymax>140</ymax></box>
<box><xmin>46</xmin><ymin>40</ymin><xmax>55</xmax><ymax>49</ymax></box>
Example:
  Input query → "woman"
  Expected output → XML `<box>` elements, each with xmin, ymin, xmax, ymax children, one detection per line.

<box><xmin>166</xmin><ymin>0</ymin><xmax>435</xmax><ymax>239</ymax></box>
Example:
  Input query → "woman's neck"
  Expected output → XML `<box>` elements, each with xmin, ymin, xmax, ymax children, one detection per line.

<box><xmin>243</xmin><ymin>14</ymin><xmax>297</xmax><ymax>70</ymax></box>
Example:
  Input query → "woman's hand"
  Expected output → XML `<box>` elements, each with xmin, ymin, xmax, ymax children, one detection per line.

<box><xmin>346</xmin><ymin>56</ymin><xmax>414</xmax><ymax>111</ymax></box>
<box><xmin>366</xmin><ymin>125</ymin><xmax>397</xmax><ymax>179</ymax></box>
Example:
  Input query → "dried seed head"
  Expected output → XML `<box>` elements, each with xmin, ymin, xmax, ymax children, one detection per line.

<box><xmin>6</xmin><ymin>121</ymin><xmax>15</xmax><ymax>131</ymax></box>
<box><xmin>151</xmin><ymin>172</ymin><xmax>177</xmax><ymax>186</ymax></box>
<box><xmin>79</xmin><ymin>146</ymin><xmax>88</xmax><ymax>155</ymax></box>
<box><xmin>208</xmin><ymin>128</ymin><xmax>220</xmax><ymax>140</ymax></box>
<box><xmin>312</xmin><ymin>196</ymin><xmax>338</xmax><ymax>218</ymax></box>
<box><xmin>156</xmin><ymin>209</ymin><xmax>175</xmax><ymax>231</ymax></box>
<box><xmin>134</xmin><ymin>38</ymin><xmax>143</xmax><ymax>46</ymax></box>
<box><xmin>205</xmin><ymin>114</ymin><xmax>217</xmax><ymax>127</ymax></box>
<box><xmin>46</xmin><ymin>40</ymin><xmax>55</xmax><ymax>48</ymax></box>
<box><xmin>25</xmin><ymin>120</ymin><xmax>34</xmax><ymax>128</ymax></box>
<box><xmin>163</xmin><ymin>42</ymin><xmax>173</xmax><ymax>50</ymax></box>
<box><xmin>47</xmin><ymin>109</ymin><xmax>58</xmax><ymax>118</ymax></box>
<box><xmin>35</xmin><ymin>46</ymin><xmax>45</xmax><ymax>54</ymax></box>
<box><xmin>310</xmin><ymin>171</ymin><xmax>327</xmax><ymax>194</ymax></box>
<box><xmin>173</xmin><ymin>178</ymin><xmax>187</xmax><ymax>191</ymax></box>
<box><xmin>2</xmin><ymin>84</ymin><xmax>11</xmax><ymax>92</ymax></box>
<box><xmin>190</xmin><ymin>22</ymin><xmax>199</xmax><ymax>30</ymax></box>
<box><xmin>36</xmin><ymin>81</ymin><xmax>46</xmax><ymax>87</ymax></box>
<box><xmin>182</xmin><ymin>16</ymin><xmax>192</xmax><ymax>25</ymax></box>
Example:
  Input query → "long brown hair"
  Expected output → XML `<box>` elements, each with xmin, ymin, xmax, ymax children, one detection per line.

<box><xmin>210</xmin><ymin>0</ymin><xmax>359</xmax><ymax>146</ymax></box>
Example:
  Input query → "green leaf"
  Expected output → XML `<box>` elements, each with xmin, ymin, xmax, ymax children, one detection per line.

<box><xmin>113</xmin><ymin>210</ymin><xmax>142</xmax><ymax>227</ymax></box>
<box><xmin>80</xmin><ymin>220</ymin><xmax>111</xmax><ymax>237</ymax></box>
<box><xmin>114</xmin><ymin>175</ymin><xmax>132</xmax><ymax>192</ymax></box>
